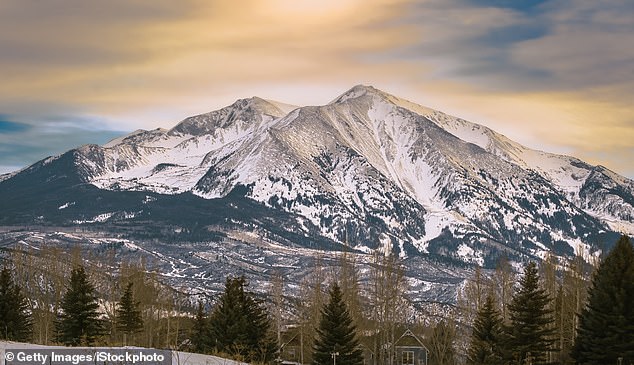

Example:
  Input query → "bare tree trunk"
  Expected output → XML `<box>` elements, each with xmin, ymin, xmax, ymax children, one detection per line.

<box><xmin>271</xmin><ymin>269</ymin><xmax>284</xmax><ymax>355</ymax></box>
<box><xmin>295</xmin><ymin>254</ymin><xmax>326</xmax><ymax>365</ymax></box>
<box><xmin>539</xmin><ymin>252</ymin><xmax>557</xmax><ymax>363</ymax></box>
<box><xmin>493</xmin><ymin>255</ymin><xmax>515</xmax><ymax>323</ymax></box>
<box><xmin>338</xmin><ymin>249</ymin><xmax>364</xmax><ymax>331</ymax></box>
<box><xmin>367</xmin><ymin>251</ymin><xmax>408</xmax><ymax>365</ymax></box>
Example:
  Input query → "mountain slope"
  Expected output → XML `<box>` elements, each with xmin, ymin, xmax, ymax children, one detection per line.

<box><xmin>422</xmin><ymin>108</ymin><xmax>634</xmax><ymax>232</ymax></box>
<box><xmin>0</xmin><ymin>85</ymin><xmax>631</xmax><ymax>266</ymax></box>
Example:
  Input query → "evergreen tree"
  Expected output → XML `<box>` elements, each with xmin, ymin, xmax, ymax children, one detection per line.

<box><xmin>0</xmin><ymin>266</ymin><xmax>32</xmax><ymax>341</ymax></box>
<box><xmin>505</xmin><ymin>261</ymin><xmax>555</xmax><ymax>365</ymax></box>
<box><xmin>467</xmin><ymin>293</ymin><xmax>503</xmax><ymax>365</ymax></box>
<box><xmin>55</xmin><ymin>265</ymin><xmax>103</xmax><ymax>346</ymax></box>
<box><xmin>572</xmin><ymin>235</ymin><xmax>634</xmax><ymax>364</ymax></box>
<box><xmin>209</xmin><ymin>276</ymin><xmax>249</xmax><ymax>357</ymax></box>
<box><xmin>116</xmin><ymin>282</ymin><xmax>143</xmax><ymax>345</ymax></box>
<box><xmin>208</xmin><ymin>276</ymin><xmax>276</xmax><ymax>363</ymax></box>
<box><xmin>191</xmin><ymin>301</ymin><xmax>211</xmax><ymax>353</ymax></box>
<box><xmin>312</xmin><ymin>282</ymin><xmax>363</xmax><ymax>365</ymax></box>
<box><xmin>244</xmin><ymin>292</ymin><xmax>278</xmax><ymax>363</ymax></box>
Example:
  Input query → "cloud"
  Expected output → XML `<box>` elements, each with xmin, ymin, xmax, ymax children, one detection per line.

<box><xmin>398</xmin><ymin>0</ymin><xmax>634</xmax><ymax>95</ymax></box>
<box><xmin>0</xmin><ymin>114</ymin><xmax>125</xmax><ymax>171</ymax></box>
<box><xmin>0</xmin><ymin>0</ymin><xmax>632</xmax><ymax>178</ymax></box>
<box><xmin>0</xmin><ymin>119</ymin><xmax>31</xmax><ymax>133</ymax></box>
<box><xmin>0</xmin><ymin>0</ymin><xmax>421</xmax><ymax>171</ymax></box>
<box><xmin>511</xmin><ymin>1</ymin><xmax>634</xmax><ymax>92</ymax></box>
<box><xmin>0</xmin><ymin>0</ymin><xmax>417</xmax><ymax>123</ymax></box>
<box><xmin>386</xmin><ymin>0</ymin><xmax>634</xmax><ymax>177</ymax></box>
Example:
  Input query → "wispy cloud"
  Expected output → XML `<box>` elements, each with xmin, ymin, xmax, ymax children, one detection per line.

<box><xmin>389</xmin><ymin>0</ymin><xmax>634</xmax><ymax>176</ymax></box>
<box><xmin>0</xmin><ymin>0</ymin><xmax>417</xmax><ymax>121</ymax></box>
<box><xmin>0</xmin><ymin>114</ymin><xmax>125</xmax><ymax>171</ymax></box>
<box><xmin>0</xmin><ymin>0</ymin><xmax>632</xmax><ymax>177</ymax></box>
<box><xmin>0</xmin><ymin>119</ymin><xmax>31</xmax><ymax>133</ymax></box>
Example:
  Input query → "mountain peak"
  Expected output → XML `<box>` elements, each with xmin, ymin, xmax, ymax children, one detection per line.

<box><xmin>169</xmin><ymin>96</ymin><xmax>296</xmax><ymax>136</ymax></box>
<box><xmin>350</xmin><ymin>84</ymin><xmax>381</xmax><ymax>93</ymax></box>
<box><xmin>248</xmin><ymin>96</ymin><xmax>298</xmax><ymax>116</ymax></box>
<box><xmin>329</xmin><ymin>84</ymin><xmax>389</xmax><ymax>104</ymax></box>
<box><xmin>224</xmin><ymin>96</ymin><xmax>286</xmax><ymax>116</ymax></box>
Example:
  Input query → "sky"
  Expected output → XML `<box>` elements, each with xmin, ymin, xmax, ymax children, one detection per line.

<box><xmin>0</xmin><ymin>0</ymin><xmax>633</xmax><ymax>178</ymax></box>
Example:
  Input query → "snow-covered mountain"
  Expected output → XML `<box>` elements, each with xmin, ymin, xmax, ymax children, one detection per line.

<box><xmin>1</xmin><ymin>85</ymin><xmax>632</xmax><ymax>266</ymax></box>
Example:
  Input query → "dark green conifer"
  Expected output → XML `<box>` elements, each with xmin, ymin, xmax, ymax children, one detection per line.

<box><xmin>55</xmin><ymin>265</ymin><xmax>103</xmax><ymax>346</ymax></box>
<box><xmin>0</xmin><ymin>266</ymin><xmax>32</xmax><ymax>341</ymax></box>
<box><xmin>467</xmin><ymin>293</ymin><xmax>503</xmax><ymax>365</ymax></box>
<box><xmin>116</xmin><ymin>282</ymin><xmax>143</xmax><ymax>345</ymax></box>
<box><xmin>312</xmin><ymin>282</ymin><xmax>363</xmax><ymax>365</ymax></box>
<box><xmin>208</xmin><ymin>276</ymin><xmax>276</xmax><ymax>363</ymax></box>
<box><xmin>191</xmin><ymin>301</ymin><xmax>211</xmax><ymax>353</ymax></box>
<box><xmin>572</xmin><ymin>235</ymin><xmax>634</xmax><ymax>364</ymax></box>
<box><xmin>505</xmin><ymin>261</ymin><xmax>555</xmax><ymax>365</ymax></box>
<box><xmin>244</xmin><ymin>292</ymin><xmax>277</xmax><ymax>362</ymax></box>
<box><xmin>209</xmin><ymin>276</ymin><xmax>249</xmax><ymax>356</ymax></box>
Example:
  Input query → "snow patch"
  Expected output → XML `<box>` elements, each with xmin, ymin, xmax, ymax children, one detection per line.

<box><xmin>72</xmin><ymin>212</ymin><xmax>114</xmax><ymax>224</ymax></box>
<box><xmin>456</xmin><ymin>244</ymin><xmax>484</xmax><ymax>266</ymax></box>
<box><xmin>58</xmin><ymin>202</ymin><xmax>75</xmax><ymax>210</ymax></box>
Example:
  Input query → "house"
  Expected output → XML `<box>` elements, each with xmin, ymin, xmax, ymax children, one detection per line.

<box><xmin>359</xmin><ymin>329</ymin><xmax>429</xmax><ymax>365</ymax></box>
<box><xmin>360</xmin><ymin>343</ymin><xmax>377</xmax><ymax>365</ymax></box>
<box><xmin>279</xmin><ymin>325</ymin><xmax>304</xmax><ymax>364</ymax></box>
<box><xmin>393</xmin><ymin>329</ymin><xmax>428</xmax><ymax>365</ymax></box>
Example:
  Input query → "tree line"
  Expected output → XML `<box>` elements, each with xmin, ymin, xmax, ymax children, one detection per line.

<box><xmin>1</xmin><ymin>246</ymin><xmax>187</xmax><ymax>348</ymax></box>
<box><xmin>1</xmin><ymin>236</ymin><xmax>633</xmax><ymax>365</ymax></box>
<box><xmin>464</xmin><ymin>235</ymin><xmax>634</xmax><ymax>365</ymax></box>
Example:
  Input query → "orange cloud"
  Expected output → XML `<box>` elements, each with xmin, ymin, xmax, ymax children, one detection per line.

<box><xmin>0</xmin><ymin>0</ymin><xmax>632</xmax><ymax>178</ymax></box>
<box><xmin>0</xmin><ymin>0</ymin><xmax>416</xmax><ymax>119</ymax></box>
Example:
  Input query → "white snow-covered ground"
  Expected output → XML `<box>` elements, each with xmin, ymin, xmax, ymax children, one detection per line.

<box><xmin>0</xmin><ymin>341</ymin><xmax>247</xmax><ymax>365</ymax></box>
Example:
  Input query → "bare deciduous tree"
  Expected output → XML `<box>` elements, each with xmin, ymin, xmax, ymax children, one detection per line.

<box><xmin>492</xmin><ymin>255</ymin><xmax>515</xmax><ymax>323</ymax></box>
<box><xmin>10</xmin><ymin>245</ymin><xmax>70</xmax><ymax>345</ymax></box>
<box><xmin>367</xmin><ymin>251</ymin><xmax>408</xmax><ymax>365</ymax></box>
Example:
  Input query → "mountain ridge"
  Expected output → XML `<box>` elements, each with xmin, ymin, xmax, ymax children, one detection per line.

<box><xmin>0</xmin><ymin>85</ymin><xmax>632</xmax><ymax>266</ymax></box>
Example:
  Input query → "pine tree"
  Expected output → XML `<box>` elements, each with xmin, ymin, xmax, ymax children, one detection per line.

<box><xmin>0</xmin><ymin>266</ymin><xmax>32</xmax><ymax>341</ymax></box>
<box><xmin>505</xmin><ymin>261</ymin><xmax>555</xmax><ymax>365</ymax></box>
<box><xmin>116</xmin><ymin>282</ymin><xmax>143</xmax><ymax>345</ymax></box>
<box><xmin>191</xmin><ymin>301</ymin><xmax>211</xmax><ymax>353</ymax></box>
<box><xmin>244</xmin><ymin>293</ymin><xmax>278</xmax><ymax>363</ymax></box>
<box><xmin>467</xmin><ymin>293</ymin><xmax>503</xmax><ymax>365</ymax></box>
<box><xmin>572</xmin><ymin>235</ymin><xmax>634</xmax><ymax>364</ymax></box>
<box><xmin>55</xmin><ymin>265</ymin><xmax>104</xmax><ymax>346</ymax></box>
<box><xmin>209</xmin><ymin>276</ymin><xmax>249</xmax><ymax>357</ymax></box>
<box><xmin>208</xmin><ymin>276</ymin><xmax>277</xmax><ymax>363</ymax></box>
<box><xmin>312</xmin><ymin>282</ymin><xmax>363</xmax><ymax>365</ymax></box>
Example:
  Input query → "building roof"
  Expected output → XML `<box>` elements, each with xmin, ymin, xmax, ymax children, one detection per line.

<box><xmin>394</xmin><ymin>329</ymin><xmax>428</xmax><ymax>351</ymax></box>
